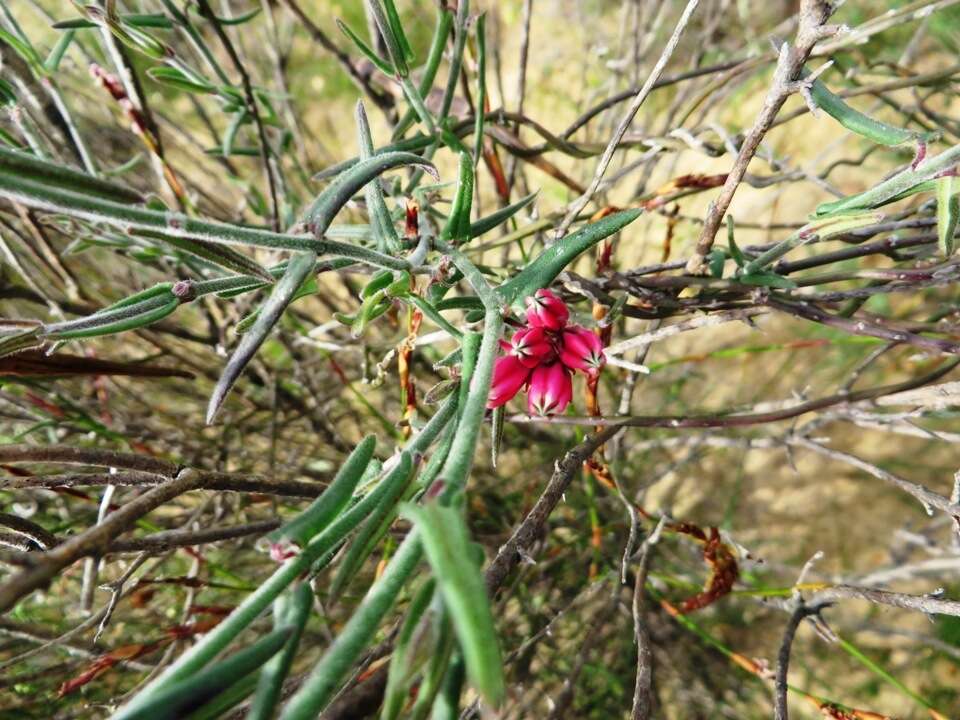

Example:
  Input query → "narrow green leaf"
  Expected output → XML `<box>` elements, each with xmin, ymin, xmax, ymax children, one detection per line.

<box><xmin>268</xmin><ymin>435</ymin><xmax>377</xmax><ymax>548</ymax></box>
<box><xmin>52</xmin><ymin>13</ymin><xmax>172</xmax><ymax>29</ymax></box>
<box><xmin>190</xmin><ymin>5</ymin><xmax>262</xmax><ymax>25</ymax></box>
<box><xmin>437</xmin><ymin>0</ymin><xmax>470</xmax><ymax>123</ymax></box>
<box><xmin>392</xmin><ymin>7</ymin><xmax>453</xmax><ymax>139</ymax></box>
<box><xmin>305</xmin><ymin>151</ymin><xmax>437</xmax><ymax>238</ymax></box>
<box><xmin>147</xmin><ymin>66</ymin><xmax>217</xmax><ymax>94</ymax></box>
<box><xmin>312</xmin><ymin>135</ymin><xmax>436</xmax><ymax>181</ymax></box>
<box><xmin>361</xmin><ymin>270</ymin><xmax>396</xmax><ymax>299</ymax></box>
<box><xmin>407</xmin><ymin>295</ymin><xmax>463</xmax><ymax>339</ymax></box>
<box><xmin>0</xmin><ymin>328</ymin><xmax>43</xmax><ymax>359</ymax></box>
<box><xmin>279</xmin><ymin>533</ymin><xmax>424</xmax><ymax>720</ymax></box>
<box><xmin>367</xmin><ymin>0</ymin><xmax>409</xmax><ymax>77</ymax></box>
<box><xmin>349</xmin><ymin>293</ymin><xmax>393</xmax><ymax>337</ymax></box>
<box><xmin>490</xmin><ymin>405</ymin><xmax>504</xmax><ymax>469</ymax></box>
<box><xmin>133</xmin><ymin>229</ymin><xmax>274</xmax><ymax>281</ymax></box>
<box><xmin>836</xmin><ymin>636</ymin><xmax>940</xmax><ymax>713</ymax></box>
<box><xmin>381</xmin><ymin>0</ymin><xmax>414</xmax><ymax>63</ymax></box>
<box><xmin>336</xmin><ymin>19</ymin><xmax>395</xmax><ymax>76</ymax></box>
<box><xmin>120</xmin><ymin>409</ymin><xmax>445</xmax><ymax>717</ymax></box>
<box><xmin>468</xmin><ymin>193</ymin><xmax>537</xmax><ymax>240</ymax></box>
<box><xmin>207</xmin><ymin>251</ymin><xmax>317</xmax><ymax>423</ymax></box>
<box><xmin>429</xmin><ymin>654</ymin><xmax>465</xmax><ymax>720</ymax></box>
<box><xmin>42</xmin><ymin>295</ymin><xmax>179</xmax><ymax>340</ymax></box>
<box><xmin>741</xmin><ymin>211</ymin><xmax>884</xmax><ymax>275</ymax></box>
<box><xmin>707</xmin><ymin>249</ymin><xmax>726</xmax><ymax>279</ymax></box>
<box><xmin>44</xmin><ymin>29</ymin><xmax>75</xmax><ymax>73</ymax></box>
<box><xmin>806</xmin><ymin>67</ymin><xmax>934</xmax><ymax>147</ymax></box>
<box><xmin>222</xmin><ymin>110</ymin><xmax>248</xmax><ymax>159</ymax></box>
<box><xmin>183</xmin><ymin>675</ymin><xmax>258</xmax><ymax>720</ymax></box>
<box><xmin>0</xmin><ymin>77</ymin><xmax>18</xmax><ymax>108</ymax></box>
<box><xmin>356</xmin><ymin>102</ymin><xmax>402</xmax><ymax>252</ymax></box>
<box><xmin>0</xmin><ymin>146</ymin><xmax>143</xmax><ymax>203</ymax></box>
<box><xmin>727</xmin><ymin>215</ymin><xmax>744</xmax><ymax>267</ymax></box>
<box><xmin>114</xmin><ymin>628</ymin><xmax>292</xmax><ymax>720</ymax></box>
<box><xmin>408</xmin><ymin>610</ymin><xmax>455</xmax><ymax>720</ymax></box>
<box><xmin>737</xmin><ymin>271</ymin><xmax>797</xmax><ymax>289</ymax></box>
<box><xmin>433</xmin><ymin>297</ymin><xmax>483</xmax><ymax>312</ymax></box>
<box><xmin>399</xmin><ymin>75</ymin><xmax>437</xmax><ymax>134</ymax></box>
<box><xmin>0</xmin><ymin>167</ymin><xmax>414</xmax><ymax>267</ymax></box>
<box><xmin>498</xmin><ymin>208</ymin><xmax>642</xmax><ymax>306</ymax></box>
<box><xmin>815</xmin><ymin>144</ymin><xmax>960</xmax><ymax>218</ymax></box>
<box><xmin>307</xmin><ymin>452</ymin><xmax>415</xmax><ymax>575</ymax></box>
<box><xmin>937</xmin><ymin>174</ymin><xmax>959</xmax><ymax>257</ymax></box>
<box><xmin>381</xmin><ymin>579</ymin><xmax>437</xmax><ymax>720</ymax></box>
<box><xmin>98</xmin><ymin>10</ymin><xmax>170</xmax><ymax>60</ymax></box>
<box><xmin>402</xmin><ymin>503</ymin><xmax>504</xmax><ymax>707</ymax></box>
<box><xmin>472</xmin><ymin>14</ymin><xmax>487</xmax><ymax>166</ymax></box>
<box><xmin>442</xmin><ymin>152</ymin><xmax>474</xmax><ymax>243</ymax></box>
<box><xmin>0</xmin><ymin>27</ymin><xmax>45</xmax><ymax>75</ymax></box>
<box><xmin>331</xmin><ymin>421</ymin><xmax>456</xmax><ymax>601</ymax></box>
<box><xmin>248</xmin><ymin>582</ymin><xmax>313</xmax><ymax>720</ymax></box>
<box><xmin>99</xmin><ymin>282</ymin><xmax>177</xmax><ymax>313</ymax></box>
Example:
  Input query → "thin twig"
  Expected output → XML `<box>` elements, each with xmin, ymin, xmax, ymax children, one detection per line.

<box><xmin>631</xmin><ymin>518</ymin><xmax>665</xmax><ymax>720</ymax></box>
<box><xmin>686</xmin><ymin>0</ymin><xmax>838</xmax><ymax>272</ymax></box>
<box><xmin>195</xmin><ymin>0</ymin><xmax>280</xmax><ymax>231</ymax></box>
<box><xmin>554</xmin><ymin>0</ymin><xmax>702</xmax><ymax>239</ymax></box>
<box><xmin>0</xmin><ymin>469</ymin><xmax>202</xmax><ymax>613</ymax></box>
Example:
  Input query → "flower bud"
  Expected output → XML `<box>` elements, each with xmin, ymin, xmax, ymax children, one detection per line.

<box><xmin>525</xmin><ymin>289</ymin><xmax>569</xmax><ymax>331</ymax></box>
<box><xmin>510</xmin><ymin>326</ymin><xmax>555</xmax><ymax>368</ymax></box>
<box><xmin>560</xmin><ymin>325</ymin><xmax>605</xmax><ymax>374</ymax></box>
<box><xmin>527</xmin><ymin>362</ymin><xmax>573</xmax><ymax>416</ymax></box>
<box><xmin>487</xmin><ymin>354</ymin><xmax>531</xmax><ymax>408</ymax></box>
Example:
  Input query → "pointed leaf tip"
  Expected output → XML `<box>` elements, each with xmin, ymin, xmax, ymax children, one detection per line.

<box><xmin>206</xmin><ymin>251</ymin><xmax>317</xmax><ymax>424</ymax></box>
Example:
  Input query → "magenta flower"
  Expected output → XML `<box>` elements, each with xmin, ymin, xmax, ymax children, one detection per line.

<box><xmin>510</xmin><ymin>326</ymin><xmax>555</xmax><ymax>368</ymax></box>
<box><xmin>560</xmin><ymin>325</ymin><xmax>605</xmax><ymax>375</ymax></box>
<box><xmin>525</xmin><ymin>289</ymin><xmax>569</xmax><ymax>331</ymax></box>
<box><xmin>487</xmin><ymin>354</ymin><xmax>531</xmax><ymax>408</ymax></box>
<box><xmin>527</xmin><ymin>362</ymin><xmax>573</xmax><ymax>416</ymax></box>
<box><xmin>488</xmin><ymin>289</ymin><xmax>608</xmax><ymax>413</ymax></box>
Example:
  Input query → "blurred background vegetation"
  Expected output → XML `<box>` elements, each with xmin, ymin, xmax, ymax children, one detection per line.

<box><xmin>2</xmin><ymin>0</ymin><xmax>960</xmax><ymax>718</ymax></box>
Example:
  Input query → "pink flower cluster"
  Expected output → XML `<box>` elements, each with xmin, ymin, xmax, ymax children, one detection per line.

<box><xmin>488</xmin><ymin>289</ymin><xmax>605</xmax><ymax>415</ymax></box>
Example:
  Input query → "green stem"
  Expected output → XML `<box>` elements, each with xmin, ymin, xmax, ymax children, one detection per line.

<box><xmin>0</xmin><ymin>171</ymin><xmax>410</xmax><ymax>270</ymax></box>
<box><xmin>437</xmin><ymin>308</ymin><xmax>501</xmax><ymax>496</ymax></box>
